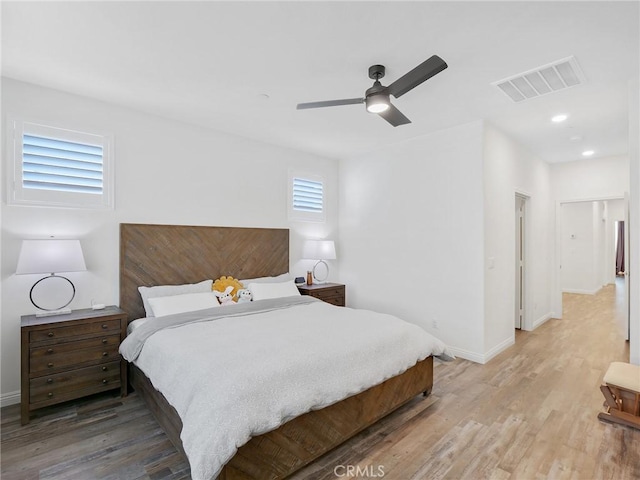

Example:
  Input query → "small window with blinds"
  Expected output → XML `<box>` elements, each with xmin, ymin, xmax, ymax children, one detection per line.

<box><xmin>8</xmin><ymin>119</ymin><xmax>113</xmax><ymax>209</ymax></box>
<box><xmin>288</xmin><ymin>172</ymin><xmax>325</xmax><ymax>222</ymax></box>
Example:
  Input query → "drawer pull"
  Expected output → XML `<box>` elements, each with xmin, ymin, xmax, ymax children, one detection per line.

<box><xmin>102</xmin><ymin>339</ymin><xmax>108</xmax><ymax>344</ymax></box>
<box><xmin>47</xmin><ymin>332</ymin><xmax>54</xmax><ymax>337</ymax></box>
<box><xmin>47</xmin><ymin>392</ymin><xmax>53</xmax><ymax>398</ymax></box>
<box><xmin>101</xmin><ymin>324</ymin><xmax>108</xmax><ymax>329</ymax></box>
<box><xmin>47</xmin><ymin>362</ymin><xmax>54</xmax><ymax>368</ymax></box>
<box><xmin>47</xmin><ymin>348</ymin><xmax>54</xmax><ymax>354</ymax></box>
<box><xmin>46</xmin><ymin>378</ymin><xmax>53</xmax><ymax>384</ymax></box>
<box><xmin>102</xmin><ymin>366</ymin><xmax>108</xmax><ymax>371</ymax></box>
<box><xmin>102</xmin><ymin>379</ymin><xmax>108</xmax><ymax>384</ymax></box>
<box><xmin>102</xmin><ymin>352</ymin><xmax>108</xmax><ymax>357</ymax></box>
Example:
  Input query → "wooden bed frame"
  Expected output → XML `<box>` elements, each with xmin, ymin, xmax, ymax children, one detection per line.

<box><xmin>119</xmin><ymin>223</ymin><xmax>434</xmax><ymax>479</ymax></box>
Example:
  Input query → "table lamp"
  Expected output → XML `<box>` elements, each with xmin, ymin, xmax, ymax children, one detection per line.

<box><xmin>16</xmin><ymin>239</ymin><xmax>87</xmax><ymax>316</ymax></box>
<box><xmin>303</xmin><ymin>239</ymin><xmax>336</xmax><ymax>284</ymax></box>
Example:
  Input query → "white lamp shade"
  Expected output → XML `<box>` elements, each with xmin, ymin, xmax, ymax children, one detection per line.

<box><xmin>303</xmin><ymin>240</ymin><xmax>336</xmax><ymax>260</ymax></box>
<box><xmin>16</xmin><ymin>239</ymin><xmax>87</xmax><ymax>275</ymax></box>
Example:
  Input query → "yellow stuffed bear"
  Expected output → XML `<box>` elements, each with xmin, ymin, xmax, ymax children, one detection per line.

<box><xmin>212</xmin><ymin>276</ymin><xmax>244</xmax><ymax>302</ymax></box>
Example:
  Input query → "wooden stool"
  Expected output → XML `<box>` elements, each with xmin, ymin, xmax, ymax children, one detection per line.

<box><xmin>598</xmin><ymin>362</ymin><xmax>640</xmax><ymax>430</ymax></box>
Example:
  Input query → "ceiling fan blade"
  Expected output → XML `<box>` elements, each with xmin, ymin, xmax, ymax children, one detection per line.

<box><xmin>378</xmin><ymin>104</ymin><xmax>411</xmax><ymax>127</ymax></box>
<box><xmin>297</xmin><ymin>98</ymin><xmax>364</xmax><ymax>110</ymax></box>
<box><xmin>388</xmin><ymin>55</ymin><xmax>448</xmax><ymax>98</ymax></box>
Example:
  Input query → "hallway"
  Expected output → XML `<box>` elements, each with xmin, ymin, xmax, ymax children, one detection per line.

<box><xmin>562</xmin><ymin>278</ymin><xmax>629</xmax><ymax>361</ymax></box>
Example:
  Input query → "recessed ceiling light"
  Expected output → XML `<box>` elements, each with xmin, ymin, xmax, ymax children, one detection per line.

<box><xmin>552</xmin><ymin>114</ymin><xmax>568</xmax><ymax>123</ymax></box>
<box><xmin>582</xmin><ymin>150</ymin><xmax>595</xmax><ymax>157</ymax></box>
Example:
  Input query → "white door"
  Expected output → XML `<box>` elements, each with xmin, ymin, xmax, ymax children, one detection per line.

<box><xmin>515</xmin><ymin>195</ymin><xmax>526</xmax><ymax>329</ymax></box>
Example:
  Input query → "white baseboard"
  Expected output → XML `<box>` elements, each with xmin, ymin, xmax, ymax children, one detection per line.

<box><xmin>447</xmin><ymin>336</ymin><xmax>514</xmax><ymax>365</ymax></box>
<box><xmin>446</xmin><ymin>346</ymin><xmax>485</xmax><ymax>364</ymax></box>
<box><xmin>1</xmin><ymin>390</ymin><xmax>20</xmax><ymax>407</ymax></box>
<box><xmin>483</xmin><ymin>337</ymin><xmax>515</xmax><ymax>363</ymax></box>
<box><xmin>533</xmin><ymin>312</ymin><xmax>554</xmax><ymax>330</ymax></box>
<box><xmin>562</xmin><ymin>287</ymin><xmax>602</xmax><ymax>295</ymax></box>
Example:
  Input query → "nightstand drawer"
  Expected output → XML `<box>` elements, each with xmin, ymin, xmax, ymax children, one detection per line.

<box><xmin>320</xmin><ymin>297</ymin><xmax>344</xmax><ymax>307</ymax></box>
<box><xmin>310</xmin><ymin>287</ymin><xmax>344</xmax><ymax>299</ymax></box>
<box><xmin>322</xmin><ymin>295</ymin><xmax>346</xmax><ymax>306</ymax></box>
<box><xmin>30</xmin><ymin>342</ymin><xmax>120</xmax><ymax>375</ymax></box>
<box><xmin>30</xmin><ymin>335</ymin><xmax>120</xmax><ymax>360</ymax></box>
<box><xmin>30</xmin><ymin>361</ymin><xmax>121</xmax><ymax>404</ymax></box>
<box><xmin>29</xmin><ymin>319</ymin><xmax>121</xmax><ymax>343</ymax></box>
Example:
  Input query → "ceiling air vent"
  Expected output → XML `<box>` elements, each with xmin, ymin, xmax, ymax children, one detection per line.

<box><xmin>493</xmin><ymin>56</ymin><xmax>585</xmax><ymax>103</ymax></box>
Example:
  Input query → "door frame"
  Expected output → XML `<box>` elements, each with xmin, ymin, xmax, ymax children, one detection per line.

<box><xmin>552</xmin><ymin>194</ymin><xmax>628</xmax><ymax>321</ymax></box>
<box><xmin>515</xmin><ymin>193</ymin><xmax>527</xmax><ymax>329</ymax></box>
<box><xmin>514</xmin><ymin>190</ymin><xmax>532</xmax><ymax>331</ymax></box>
<box><xmin>624</xmin><ymin>192</ymin><xmax>630</xmax><ymax>340</ymax></box>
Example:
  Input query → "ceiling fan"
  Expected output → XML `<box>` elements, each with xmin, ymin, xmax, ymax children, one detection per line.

<box><xmin>296</xmin><ymin>55</ymin><xmax>448</xmax><ymax>127</ymax></box>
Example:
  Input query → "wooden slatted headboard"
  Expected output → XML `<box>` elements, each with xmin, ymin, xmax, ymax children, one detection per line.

<box><xmin>119</xmin><ymin>223</ymin><xmax>289</xmax><ymax>321</ymax></box>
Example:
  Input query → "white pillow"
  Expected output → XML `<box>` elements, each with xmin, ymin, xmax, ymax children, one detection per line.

<box><xmin>138</xmin><ymin>279</ymin><xmax>213</xmax><ymax>317</ymax></box>
<box><xmin>248</xmin><ymin>280</ymin><xmax>301</xmax><ymax>301</ymax></box>
<box><xmin>148</xmin><ymin>292</ymin><xmax>219</xmax><ymax>317</ymax></box>
<box><xmin>240</xmin><ymin>273</ymin><xmax>290</xmax><ymax>286</ymax></box>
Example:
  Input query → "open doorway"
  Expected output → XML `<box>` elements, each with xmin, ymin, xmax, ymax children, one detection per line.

<box><xmin>615</xmin><ymin>210</ymin><xmax>631</xmax><ymax>341</ymax></box>
<box><xmin>555</xmin><ymin>198</ymin><xmax>629</xmax><ymax>336</ymax></box>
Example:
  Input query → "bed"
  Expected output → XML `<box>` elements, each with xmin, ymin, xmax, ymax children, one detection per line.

<box><xmin>119</xmin><ymin>223</ymin><xmax>447</xmax><ymax>480</ymax></box>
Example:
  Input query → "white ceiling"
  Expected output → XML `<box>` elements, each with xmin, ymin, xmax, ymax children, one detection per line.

<box><xmin>2</xmin><ymin>1</ymin><xmax>638</xmax><ymax>163</ymax></box>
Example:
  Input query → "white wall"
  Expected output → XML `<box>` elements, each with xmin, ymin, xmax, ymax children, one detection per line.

<box><xmin>560</xmin><ymin>202</ymin><xmax>599</xmax><ymax>294</ymax></box>
<box><xmin>339</xmin><ymin>120</ymin><xmax>556</xmax><ymax>364</ymax></box>
<box><xmin>593</xmin><ymin>201</ymin><xmax>605</xmax><ymax>290</ymax></box>
<box><xmin>483</xmin><ymin>123</ymin><xmax>553</xmax><ymax>359</ymax></box>
<box><xmin>339</xmin><ymin>121</ymin><xmax>486</xmax><ymax>362</ymax></box>
<box><xmin>551</xmin><ymin>155</ymin><xmax>629</xmax><ymax>201</ymax></box>
<box><xmin>1</xmin><ymin>78</ymin><xmax>340</xmax><ymax>403</ymax></box>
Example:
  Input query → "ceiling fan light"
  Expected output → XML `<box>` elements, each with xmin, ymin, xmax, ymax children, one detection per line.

<box><xmin>366</xmin><ymin>94</ymin><xmax>390</xmax><ymax>113</ymax></box>
<box><xmin>367</xmin><ymin>103</ymin><xmax>389</xmax><ymax>113</ymax></box>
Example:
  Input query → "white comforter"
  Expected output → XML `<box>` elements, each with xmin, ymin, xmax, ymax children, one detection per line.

<box><xmin>120</xmin><ymin>297</ymin><xmax>452</xmax><ymax>480</ymax></box>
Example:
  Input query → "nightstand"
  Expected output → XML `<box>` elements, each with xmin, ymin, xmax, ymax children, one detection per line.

<box><xmin>20</xmin><ymin>306</ymin><xmax>128</xmax><ymax>425</ymax></box>
<box><xmin>297</xmin><ymin>283</ymin><xmax>346</xmax><ymax>307</ymax></box>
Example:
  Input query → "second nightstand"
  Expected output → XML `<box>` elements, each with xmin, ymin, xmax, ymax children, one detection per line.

<box><xmin>297</xmin><ymin>283</ymin><xmax>346</xmax><ymax>307</ymax></box>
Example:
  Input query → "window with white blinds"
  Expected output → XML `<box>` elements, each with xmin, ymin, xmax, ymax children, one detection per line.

<box><xmin>8</xmin><ymin>119</ymin><xmax>113</xmax><ymax>209</ymax></box>
<box><xmin>292</xmin><ymin>177</ymin><xmax>323</xmax><ymax>213</ymax></box>
<box><xmin>23</xmin><ymin>134</ymin><xmax>104</xmax><ymax>194</ymax></box>
<box><xmin>288</xmin><ymin>172</ymin><xmax>325</xmax><ymax>222</ymax></box>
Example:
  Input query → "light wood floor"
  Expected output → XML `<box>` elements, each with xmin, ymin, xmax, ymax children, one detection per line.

<box><xmin>2</xmin><ymin>283</ymin><xmax>638</xmax><ymax>479</ymax></box>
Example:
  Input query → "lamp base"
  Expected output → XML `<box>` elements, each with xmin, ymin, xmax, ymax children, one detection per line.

<box><xmin>35</xmin><ymin>308</ymin><xmax>72</xmax><ymax>317</ymax></box>
<box><xmin>312</xmin><ymin>260</ymin><xmax>330</xmax><ymax>284</ymax></box>
<box><xmin>30</xmin><ymin>274</ymin><xmax>76</xmax><ymax>313</ymax></box>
